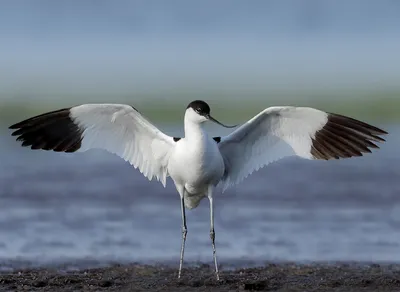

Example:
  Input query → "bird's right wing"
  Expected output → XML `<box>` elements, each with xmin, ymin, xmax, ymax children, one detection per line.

<box><xmin>218</xmin><ymin>106</ymin><xmax>387</xmax><ymax>192</ymax></box>
<box><xmin>9</xmin><ymin>104</ymin><xmax>176</xmax><ymax>187</ymax></box>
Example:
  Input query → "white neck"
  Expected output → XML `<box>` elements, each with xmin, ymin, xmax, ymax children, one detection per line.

<box><xmin>184</xmin><ymin>116</ymin><xmax>207</xmax><ymax>141</ymax></box>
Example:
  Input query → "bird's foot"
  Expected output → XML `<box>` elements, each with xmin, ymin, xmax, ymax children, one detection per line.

<box><xmin>178</xmin><ymin>226</ymin><xmax>188</xmax><ymax>279</ymax></box>
<box><xmin>210</xmin><ymin>229</ymin><xmax>220</xmax><ymax>280</ymax></box>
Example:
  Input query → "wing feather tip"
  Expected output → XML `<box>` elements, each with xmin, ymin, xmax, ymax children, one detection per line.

<box><xmin>9</xmin><ymin>107</ymin><xmax>84</xmax><ymax>153</ymax></box>
<box><xmin>311</xmin><ymin>113</ymin><xmax>387</xmax><ymax>160</ymax></box>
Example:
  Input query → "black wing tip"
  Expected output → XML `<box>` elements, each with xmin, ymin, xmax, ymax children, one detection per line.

<box><xmin>311</xmin><ymin>113</ymin><xmax>387</xmax><ymax>160</ymax></box>
<box><xmin>328</xmin><ymin>113</ymin><xmax>388</xmax><ymax>135</ymax></box>
<box><xmin>9</xmin><ymin>108</ymin><xmax>72</xmax><ymax>129</ymax></box>
<box><xmin>9</xmin><ymin>107</ymin><xmax>83</xmax><ymax>153</ymax></box>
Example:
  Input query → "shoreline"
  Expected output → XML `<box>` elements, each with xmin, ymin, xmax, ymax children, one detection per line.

<box><xmin>1</xmin><ymin>263</ymin><xmax>400</xmax><ymax>291</ymax></box>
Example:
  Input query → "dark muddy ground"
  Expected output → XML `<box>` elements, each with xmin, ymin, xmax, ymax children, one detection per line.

<box><xmin>1</xmin><ymin>263</ymin><xmax>400</xmax><ymax>291</ymax></box>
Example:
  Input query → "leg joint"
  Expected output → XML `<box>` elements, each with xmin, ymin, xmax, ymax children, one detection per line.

<box><xmin>210</xmin><ymin>229</ymin><xmax>215</xmax><ymax>241</ymax></box>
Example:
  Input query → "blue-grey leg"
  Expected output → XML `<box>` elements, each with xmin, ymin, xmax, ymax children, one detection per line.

<box><xmin>208</xmin><ymin>188</ymin><xmax>220</xmax><ymax>280</ymax></box>
<box><xmin>178</xmin><ymin>192</ymin><xmax>187</xmax><ymax>279</ymax></box>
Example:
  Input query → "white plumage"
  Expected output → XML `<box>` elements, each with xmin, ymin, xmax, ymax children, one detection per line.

<box><xmin>71</xmin><ymin>104</ymin><xmax>174</xmax><ymax>186</ymax></box>
<box><xmin>9</xmin><ymin>100</ymin><xmax>387</xmax><ymax>280</ymax></box>
<box><xmin>218</xmin><ymin>106</ymin><xmax>328</xmax><ymax>191</ymax></box>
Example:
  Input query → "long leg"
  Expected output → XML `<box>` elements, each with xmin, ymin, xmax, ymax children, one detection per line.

<box><xmin>208</xmin><ymin>186</ymin><xmax>220</xmax><ymax>280</ymax></box>
<box><xmin>177</xmin><ymin>186</ymin><xmax>187</xmax><ymax>279</ymax></box>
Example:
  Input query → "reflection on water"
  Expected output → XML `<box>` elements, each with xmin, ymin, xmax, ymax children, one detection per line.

<box><xmin>0</xmin><ymin>124</ymin><xmax>398</xmax><ymax>270</ymax></box>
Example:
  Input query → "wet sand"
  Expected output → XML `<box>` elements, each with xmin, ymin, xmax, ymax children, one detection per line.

<box><xmin>1</xmin><ymin>263</ymin><xmax>400</xmax><ymax>291</ymax></box>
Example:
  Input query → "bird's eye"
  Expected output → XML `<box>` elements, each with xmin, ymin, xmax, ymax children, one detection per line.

<box><xmin>196</xmin><ymin>108</ymin><xmax>202</xmax><ymax>113</ymax></box>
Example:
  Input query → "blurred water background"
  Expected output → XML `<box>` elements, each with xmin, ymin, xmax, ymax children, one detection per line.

<box><xmin>0</xmin><ymin>0</ymin><xmax>399</xmax><ymax>271</ymax></box>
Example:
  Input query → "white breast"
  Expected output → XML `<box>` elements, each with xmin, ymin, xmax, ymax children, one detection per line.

<box><xmin>168</xmin><ymin>136</ymin><xmax>225</xmax><ymax>193</ymax></box>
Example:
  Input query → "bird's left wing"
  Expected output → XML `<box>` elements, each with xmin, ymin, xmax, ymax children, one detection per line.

<box><xmin>9</xmin><ymin>104</ymin><xmax>175</xmax><ymax>187</ymax></box>
<box><xmin>217</xmin><ymin>106</ymin><xmax>387</xmax><ymax>192</ymax></box>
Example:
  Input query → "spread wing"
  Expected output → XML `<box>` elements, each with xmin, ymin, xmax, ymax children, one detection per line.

<box><xmin>218</xmin><ymin>106</ymin><xmax>387</xmax><ymax>192</ymax></box>
<box><xmin>9</xmin><ymin>104</ymin><xmax>175</xmax><ymax>187</ymax></box>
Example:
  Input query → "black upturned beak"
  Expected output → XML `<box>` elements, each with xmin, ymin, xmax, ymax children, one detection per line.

<box><xmin>206</xmin><ymin>114</ymin><xmax>237</xmax><ymax>128</ymax></box>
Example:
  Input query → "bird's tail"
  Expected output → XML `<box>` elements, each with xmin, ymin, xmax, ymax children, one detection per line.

<box><xmin>183</xmin><ymin>191</ymin><xmax>205</xmax><ymax>210</ymax></box>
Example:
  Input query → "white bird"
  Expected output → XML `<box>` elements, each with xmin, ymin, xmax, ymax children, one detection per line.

<box><xmin>9</xmin><ymin>100</ymin><xmax>387</xmax><ymax>280</ymax></box>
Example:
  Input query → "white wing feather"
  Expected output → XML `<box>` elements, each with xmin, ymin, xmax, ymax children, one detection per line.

<box><xmin>9</xmin><ymin>103</ymin><xmax>386</xmax><ymax>191</ymax></box>
<box><xmin>217</xmin><ymin>106</ymin><xmax>329</xmax><ymax>191</ymax></box>
<box><xmin>70</xmin><ymin>104</ymin><xmax>174</xmax><ymax>187</ymax></box>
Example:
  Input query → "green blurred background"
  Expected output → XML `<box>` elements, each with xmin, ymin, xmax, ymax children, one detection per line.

<box><xmin>1</xmin><ymin>1</ymin><xmax>399</xmax><ymax>125</ymax></box>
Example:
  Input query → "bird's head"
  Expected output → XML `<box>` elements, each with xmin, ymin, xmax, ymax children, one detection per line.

<box><xmin>185</xmin><ymin>100</ymin><xmax>236</xmax><ymax>128</ymax></box>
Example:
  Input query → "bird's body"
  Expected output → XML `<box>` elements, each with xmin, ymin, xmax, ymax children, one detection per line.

<box><xmin>169</xmin><ymin>117</ymin><xmax>225</xmax><ymax>209</ymax></box>
<box><xmin>9</xmin><ymin>100</ymin><xmax>388</xmax><ymax>280</ymax></box>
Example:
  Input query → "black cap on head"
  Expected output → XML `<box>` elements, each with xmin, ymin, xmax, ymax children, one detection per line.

<box><xmin>187</xmin><ymin>100</ymin><xmax>210</xmax><ymax>116</ymax></box>
<box><xmin>186</xmin><ymin>100</ymin><xmax>237</xmax><ymax>128</ymax></box>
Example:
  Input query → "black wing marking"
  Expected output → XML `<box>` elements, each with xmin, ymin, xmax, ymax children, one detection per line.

<box><xmin>310</xmin><ymin>113</ymin><xmax>387</xmax><ymax>160</ymax></box>
<box><xmin>9</xmin><ymin>108</ymin><xmax>84</xmax><ymax>153</ymax></box>
<box><xmin>172</xmin><ymin>137</ymin><xmax>221</xmax><ymax>143</ymax></box>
